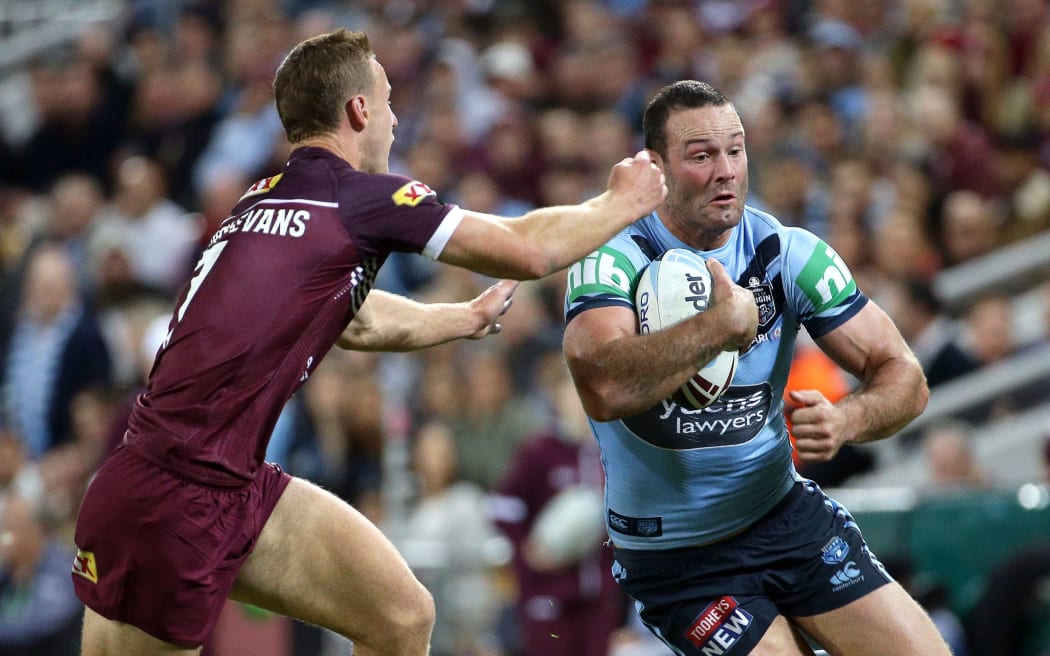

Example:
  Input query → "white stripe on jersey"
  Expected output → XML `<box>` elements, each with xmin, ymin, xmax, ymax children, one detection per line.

<box><xmin>422</xmin><ymin>206</ymin><xmax>465</xmax><ymax>260</ymax></box>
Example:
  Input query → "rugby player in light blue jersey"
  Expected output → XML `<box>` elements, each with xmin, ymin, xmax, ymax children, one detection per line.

<box><xmin>563</xmin><ymin>80</ymin><xmax>951</xmax><ymax>656</ymax></box>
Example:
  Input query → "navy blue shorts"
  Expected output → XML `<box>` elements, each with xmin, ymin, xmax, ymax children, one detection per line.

<box><xmin>611</xmin><ymin>480</ymin><xmax>892</xmax><ymax>655</ymax></box>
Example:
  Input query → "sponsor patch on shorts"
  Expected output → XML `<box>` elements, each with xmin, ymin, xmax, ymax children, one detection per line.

<box><xmin>72</xmin><ymin>547</ymin><xmax>98</xmax><ymax>583</ymax></box>
<box><xmin>684</xmin><ymin>596</ymin><xmax>754</xmax><ymax>652</ymax></box>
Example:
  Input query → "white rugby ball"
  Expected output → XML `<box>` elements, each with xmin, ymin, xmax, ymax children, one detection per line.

<box><xmin>635</xmin><ymin>249</ymin><xmax>738</xmax><ymax>409</ymax></box>
<box><xmin>528</xmin><ymin>485</ymin><xmax>605</xmax><ymax>568</ymax></box>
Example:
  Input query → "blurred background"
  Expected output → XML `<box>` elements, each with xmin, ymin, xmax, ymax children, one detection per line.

<box><xmin>0</xmin><ymin>0</ymin><xmax>1048</xmax><ymax>655</ymax></box>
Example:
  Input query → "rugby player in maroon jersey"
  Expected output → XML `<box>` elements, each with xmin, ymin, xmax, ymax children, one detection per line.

<box><xmin>72</xmin><ymin>28</ymin><xmax>665</xmax><ymax>656</ymax></box>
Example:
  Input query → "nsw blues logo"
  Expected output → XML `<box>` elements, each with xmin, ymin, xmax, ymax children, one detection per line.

<box><xmin>821</xmin><ymin>536</ymin><xmax>850</xmax><ymax>564</ymax></box>
<box><xmin>747</xmin><ymin>276</ymin><xmax>776</xmax><ymax>326</ymax></box>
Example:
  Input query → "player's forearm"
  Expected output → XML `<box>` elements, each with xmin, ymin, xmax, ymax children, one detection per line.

<box><xmin>568</xmin><ymin>317</ymin><xmax>727</xmax><ymax>421</ymax></box>
<box><xmin>509</xmin><ymin>192</ymin><xmax>644</xmax><ymax>277</ymax></box>
<box><xmin>338</xmin><ymin>291</ymin><xmax>483</xmax><ymax>352</ymax></box>
<box><xmin>442</xmin><ymin>193</ymin><xmax>649</xmax><ymax>280</ymax></box>
<box><xmin>838</xmin><ymin>354</ymin><xmax>929</xmax><ymax>445</ymax></box>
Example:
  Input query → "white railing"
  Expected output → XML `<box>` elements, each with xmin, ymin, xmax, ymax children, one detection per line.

<box><xmin>0</xmin><ymin>0</ymin><xmax>122</xmax><ymax>72</ymax></box>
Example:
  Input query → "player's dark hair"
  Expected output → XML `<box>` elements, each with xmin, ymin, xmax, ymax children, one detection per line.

<box><xmin>643</xmin><ymin>80</ymin><xmax>732</xmax><ymax>159</ymax></box>
<box><xmin>274</xmin><ymin>28</ymin><xmax>375</xmax><ymax>143</ymax></box>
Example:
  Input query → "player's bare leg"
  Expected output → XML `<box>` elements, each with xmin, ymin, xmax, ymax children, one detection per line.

<box><xmin>230</xmin><ymin>476</ymin><xmax>435</xmax><ymax>656</ymax></box>
<box><xmin>747</xmin><ymin>615</ymin><xmax>816</xmax><ymax>655</ymax></box>
<box><xmin>81</xmin><ymin>607</ymin><xmax>202</xmax><ymax>656</ymax></box>
<box><xmin>791</xmin><ymin>582</ymin><xmax>952</xmax><ymax>655</ymax></box>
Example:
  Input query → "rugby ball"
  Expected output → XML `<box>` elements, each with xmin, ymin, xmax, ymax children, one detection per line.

<box><xmin>528</xmin><ymin>485</ymin><xmax>605</xmax><ymax>568</ymax></box>
<box><xmin>635</xmin><ymin>249</ymin><xmax>738</xmax><ymax>409</ymax></box>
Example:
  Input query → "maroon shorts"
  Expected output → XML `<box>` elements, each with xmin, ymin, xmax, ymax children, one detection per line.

<box><xmin>72</xmin><ymin>444</ymin><xmax>292</xmax><ymax>648</ymax></box>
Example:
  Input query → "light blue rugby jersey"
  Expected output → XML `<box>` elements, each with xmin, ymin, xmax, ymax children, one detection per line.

<box><xmin>564</xmin><ymin>205</ymin><xmax>868</xmax><ymax>549</ymax></box>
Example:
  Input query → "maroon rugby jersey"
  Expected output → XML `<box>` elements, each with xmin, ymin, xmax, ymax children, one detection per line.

<box><xmin>125</xmin><ymin>147</ymin><xmax>462</xmax><ymax>486</ymax></box>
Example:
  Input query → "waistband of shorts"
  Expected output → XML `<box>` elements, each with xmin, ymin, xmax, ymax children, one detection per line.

<box><xmin>613</xmin><ymin>480</ymin><xmax>805</xmax><ymax>561</ymax></box>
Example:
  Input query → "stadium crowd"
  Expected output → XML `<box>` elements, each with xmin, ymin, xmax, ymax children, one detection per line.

<box><xmin>0</xmin><ymin>0</ymin><xmax>1049</xmax><ymax>654</ymax></box>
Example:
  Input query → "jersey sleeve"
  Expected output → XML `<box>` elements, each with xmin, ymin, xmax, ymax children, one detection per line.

<box><xmin>780</xmin><ymin>227</ymin><xmax>868</xmax><ymax>339</ymax></box>
<box><xmin>564</xmin><ymin>233</ymin><xmax>648</xmax><ymax>324</ymax></box>
<box><xmin>338</xmin><ymin>172</ymin><xmax>460</xmax><ymax>259</ymax></box>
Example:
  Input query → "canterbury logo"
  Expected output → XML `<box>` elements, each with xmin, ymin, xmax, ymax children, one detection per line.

<box><xmin>829</xmin><ymin>561</ymin><xmax>862</xmax><ymax>586</ymax></box>
<box><xmin>72</xmin><ymin>548</ymin><xmax>99</xmax><ymax>583</ymax></box>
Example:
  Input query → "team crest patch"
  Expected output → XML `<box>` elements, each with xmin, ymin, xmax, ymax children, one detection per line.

<box><xmin>391</xmin><ymin>180</ymin><xmax>435</xmax><ymax>207</ymax></box>
<box><xmin>241</xmin><ymin>173</ymin><xmax>284</xmax><ymax>199</ymax></box>
<box><xmin>821</xmin><ymin>536</ymin><xmax>850</xmax><ymax>564</ymax></box>
<box><xmin>72</xmin><ymin>548</ymin><xmax>99</xmax><ymax>583</ymax></box>
<box><xmin>747</xmin><ymin>276</ymin><xmax>776</xmax><ymax>326</ymax></box>
<box><xmin>684</xmin><ymin>596</ymin><xmax>753</xmax><ymax>651</ymax></box>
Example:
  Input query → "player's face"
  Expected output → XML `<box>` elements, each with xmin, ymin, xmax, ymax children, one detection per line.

<box><xmin>360</xmin><ymin>58</ymin><xmax>398</xmax><ymax>174</ymax></box>
<box><xmin>656</xmin><ymin>104</ymin><xmax>748</xmax><ymax>246</ymax></box>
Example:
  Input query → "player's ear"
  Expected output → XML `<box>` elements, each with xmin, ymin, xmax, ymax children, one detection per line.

<box><xmin>346</xmin><ymin>94</ymin><xmax>368</xmax><ymax>131</ymax></box>
<box><xmin>646</xmin><ymin>147</ymin><xmax>666</xmax><ymax>171</ymax></box>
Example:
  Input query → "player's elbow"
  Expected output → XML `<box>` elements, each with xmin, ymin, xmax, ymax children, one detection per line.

<box><xmin>578</xmin><ymin>382</ymin><xmax>629</xmax><ymax>423</ymax></box>
<box><xmin>911</xmin><ymin>371</ymin><xmax>931</xmax><ymax>417</ymax></box>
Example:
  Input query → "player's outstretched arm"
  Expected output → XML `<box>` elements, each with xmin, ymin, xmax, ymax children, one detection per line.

<box><xmin>437</xmin><ymin>151</ymin><xmax>666</xmax><ymax>280</ymax></box>
<box><xmin>789</xmin><ymin>301</ymin><xmax>929</xmax><ymax>463</ymax></box>
<box><xmin>337</xmin><ymin>280</ymin><xmax>518</xmax><ymax>352</ymax></box>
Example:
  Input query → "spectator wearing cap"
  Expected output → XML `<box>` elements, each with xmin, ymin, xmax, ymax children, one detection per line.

<box><xmin>807</xmin><ymin>17</ymin><xmax>868</xmax><ymax>144</ymax></box>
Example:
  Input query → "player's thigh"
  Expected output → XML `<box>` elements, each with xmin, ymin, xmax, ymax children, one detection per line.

<box><xmin>229</xmin><ymin>476</ymin><xmax>434</xmax><ymax>642</ymax></box>
<box><xmin>747</xmin><ymin>615</ymin><xmax>815</xmax><ymax>656</ymax></box>
<box><xmin>81</xmin><ymin>606</ymin><xmax>201</xmax><ymax>656</ymax></box>
<box><xmin>791</xmin><ymin>582</ymin><xmax>951</xmax><ymax>656</ymax></box>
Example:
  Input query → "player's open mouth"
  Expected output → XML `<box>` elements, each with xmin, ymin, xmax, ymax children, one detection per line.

<box><xmin>710</xmin><ymin>194</ymin><xmax>736</xmax><ymax>205</ymax></box>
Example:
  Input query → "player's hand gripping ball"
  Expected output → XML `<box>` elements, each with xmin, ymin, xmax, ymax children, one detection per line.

<box><xmin>635</xmin><ymin>249</ymin><xmax>738</xmax><ymax>409</ymax></box>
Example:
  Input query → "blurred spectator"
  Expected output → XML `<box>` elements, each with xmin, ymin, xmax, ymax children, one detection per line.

<box><xmin>956</xmin><ymin>291</ymin><xmax>1018</xmax><ymax>421</ymax></box>
<box><xmin>0</xmin><ymin>428</ymin><xmax>43</xmax><ymax>509</ymax></box>
<box><xmin>39</xmin><ymin>173</ymin><xmax>107</xmax><ymax>290</ymax></box>
<box><xmin>124</xmin><ymin>59</ymin><xmax>223</xmax><ymax>211</ymax></box>
<box><xmin>267</xmin><ymin>351</ymin><xmax>384</xmax><ymax>520</ymax></box>
<box><xmin>447</xmin><ymin>346</ymin><xmax>543</xmax><ymax>491</ymax></box>
<box><xmin>806</xmin><ymin>17</ymin><xmax>868</xmax><ymax>143</ymax></box>
<box><xmin>907</xmin><ymin>84</ymin><xmax>999</xmax><ymax>202</ymax></box>
<box><xmin>995</xmin><ymin>129</ymin><xmax>1050</xmax><ymax>244</ymax></box>
<box><xmin>190</xmin><ymin>54</ymin><xmax>286</xmax><ymax>198</ymax></box>
<box><xmin>89</xmin><ymin>155</ymin><xmax>201</xmax><ymax>296</ymax></box>
<box><xmin>919</xmin><ymin>419</ymin><xmax>992</xmax><ymax>492</ymax></box>
<box><xmin>490</xmin><ymin>355</ymin><xmax>625</xmax><ymax>656</ymax></box>
<box><xmin>938</xmin><ymin>189</ymin><xmax>1001</xmax><ymax>268</ymax></box>
<box><xmin>871</xmin><ymin>207</ymin><xmax>941</xmax><ymax>282</ymax></box>
<box><xmin>755</xmin><ymin>146</ymin><xmax>828</xmax><ymax>235</ymax></box>
<box><xmin>958</xmin><ymin>291</ymin><xmax>1016</xmax><ymax>368</ymax></box>
<box><xmin>0</xmin><ymin>244</ymin><xmax>112</xmax><ymax>459</ymax></box>
<box><xmin>9</xmin><ymin>53</ymin><xmax>128</xmax><ymax>193</ymax></box>
<box><xmin>0</xmin><ymin>493</ymin><xmax>82</xmax><ymax>656</ymax></box>
<box><xmin>890</xmin><ymin>277</ymin><xmax>978</xmax><ymax>389</ymax></box>
<box><xmin>400</xmin><ymin>420</ymin><xmax>508</xmax><ymax>656</ymax></box>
